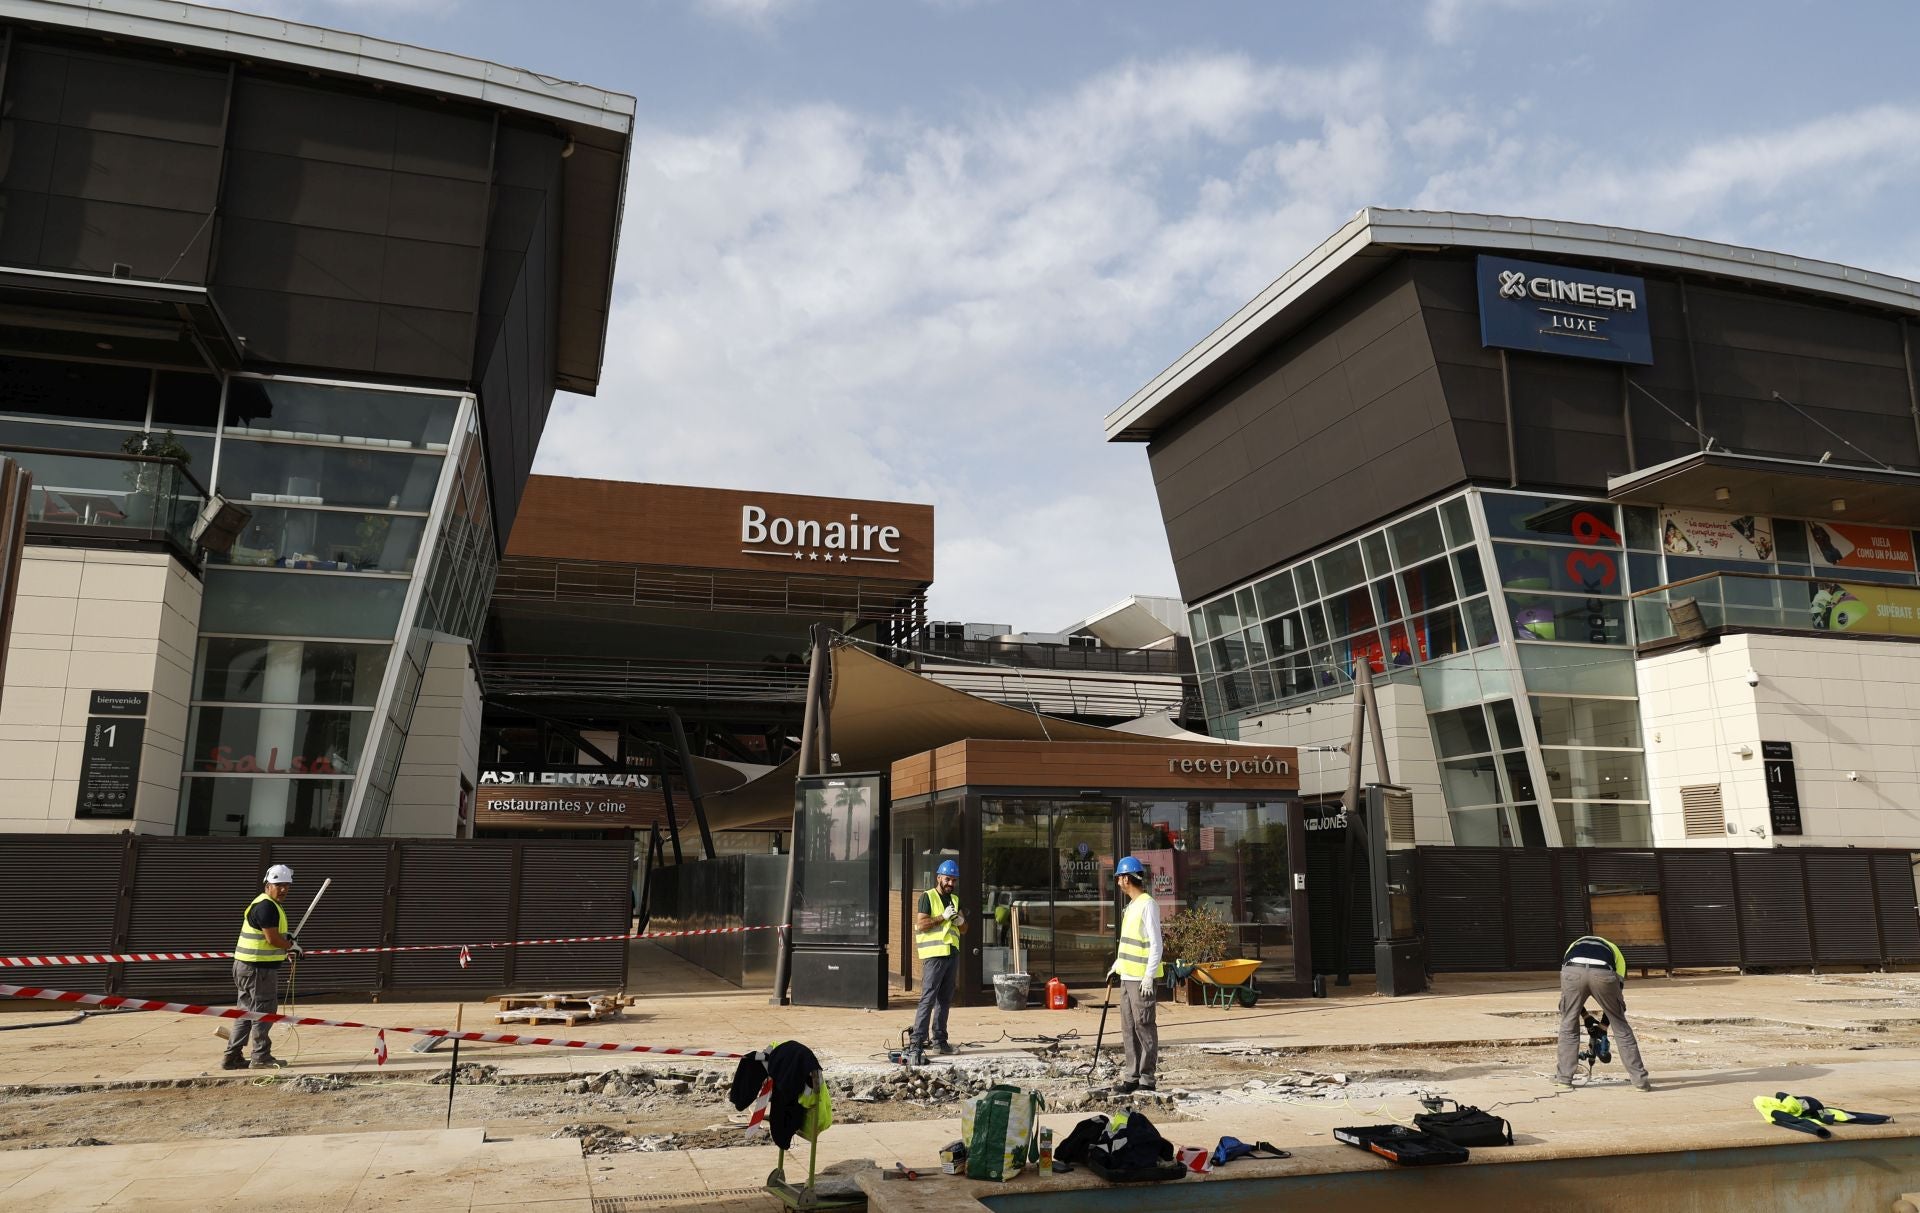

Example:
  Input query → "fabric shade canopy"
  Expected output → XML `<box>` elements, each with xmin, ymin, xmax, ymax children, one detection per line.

<box><xmin>699</xmin><ymin>641</ymin><xmax>1210</xmax><ymax>829</ymax></box>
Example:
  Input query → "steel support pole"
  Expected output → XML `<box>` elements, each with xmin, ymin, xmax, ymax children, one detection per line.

<box><xmin>1336</xmin><ymin>670</ymin><xmax>1370</xmax><ymax>987</ymax></box>
<box><xmin>771</xmin><ymin>624</ymin><xmax>827</xmax><ymax>1004</ymax></box>
<box><xmin>666</xmin><ymin>707</ymin><xmax>716</xmax><ymax>860</ymax></box>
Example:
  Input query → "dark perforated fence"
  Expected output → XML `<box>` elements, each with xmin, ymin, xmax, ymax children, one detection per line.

<box><xmin>0</xmin><ymin>835</ymin><xmax>632</xmax><ymax>998</ymax></box>
<box><xmin>1415</xmin><ymin>846</ymin><xmax>1920</xmax><ymax>973</ymax></box>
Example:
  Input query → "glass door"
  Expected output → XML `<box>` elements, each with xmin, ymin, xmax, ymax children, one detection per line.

<box><xmin>1049</xmin><ymin>799</ymin><xmax>1120</xmax><ymax>986</ymax></box>
<box><xmin>979</xmin><ymin>797</ymin><xmax>1121</xmax><ymax>988</ymax></box>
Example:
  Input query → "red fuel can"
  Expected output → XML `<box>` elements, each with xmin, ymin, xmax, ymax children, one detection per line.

<box><xmin>1046</xmin><ymin>976</ymin><xmax>1069</xmax><ymax>1010</ymax></box>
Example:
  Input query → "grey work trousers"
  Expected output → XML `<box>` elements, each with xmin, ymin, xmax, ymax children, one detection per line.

<box><xmin>1555</xmin><ymin>964</ymin><xmax>1648</xmax><ymax>1083</ymax></box>
<box><xmin>1120</xmin><ymin>979</ymin><xmax>1159</xmax><ymax>1085</ymax></box>
<box><xmin>910</xmin><ymin>953</ymin><xmax>956</xmax><ymax>1047</ymax></box>
<box><xmin>226</xmin><ymin>959</ymin><xmax>283</xmax><ymax>1062</ymax></box>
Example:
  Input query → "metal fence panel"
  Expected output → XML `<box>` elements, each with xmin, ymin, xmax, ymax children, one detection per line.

<box><xmin>511</xmin><ymin>844</ymin><xmax>630</xmax><ymax>990</ymax></box>
<box><xmin>0</xmin><ymin>837</ymin><xmax>123</xmax><ymax>993</ymax></box>
<box><xmin>266</xmin><ymin>842</ymin><xmax>390</xmax><ymax>995</ymax></box>
<box><xmin>1506</xmin><ymin>851</ymin><xmax>1562</xmax><ymax>969</ymax></box>
<box><xmin>1872</xmin><ymin>853</ymin><xmax>1920</xmax><ymax>962</ymax></box>
<box><xmin>391</xmin><ymin>842</ymin><xmax>515</xmax><ymax>993</ymax></box>
<box><xmin>1659</xmin><ymin>851</ymin><xmax>1741</xmax><ymax>968</ymax></box>
<box><xmin>1421</xmin><ymin>849</ymin><xmax>1506</xmax><ymax>972</ymax></box>
<box><xmin>123</xmin><ymin>837</ymin><xmax>272</xmax><ymax>997</ymax></box>
<box><xmin>1733</xmin><ymin>852</ymin><xmax>1814</xmax><ymax>968</ymax></box>
<box><xmin>1802</xmin><ymin>851</ymin><xmax>1882</xmax><ymax>965</ymax></box>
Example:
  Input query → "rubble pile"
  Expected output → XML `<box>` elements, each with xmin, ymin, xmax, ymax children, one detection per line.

<box><xmin>282</xmin><ymin>1075</ymin><xmax>350</xmax><ymax>1094</ymax></box>
<box><xmin>550</xmin><ymin>1122</ymin><xmax>674</xmax><ymax>1154</ymax></box>
<box><xmin>565</xmin><ymin>1066</ymin><xmax>730</xmax><ymax>1100</ymax></box>
<box><xmin>427</xmin><ymin>1063</ymin><xmax>502</xmax><ymax>1085</ymax></box>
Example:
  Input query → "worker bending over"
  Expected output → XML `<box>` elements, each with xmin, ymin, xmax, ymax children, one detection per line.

<box><xmin>225</xmin><ymin>864</ymin><xmax>303</xmax><ymax>1070</ymax></box>
<box><xmin>908</xmin><ymin>858</ymin><xmax>965</xmax><ymax>1065</ymax></box>
<box><xmin>1108</xmin><ymin>856</ymin><xmax>1164</xmax><ymax>1094</ymax></box>
<box><xmin>1554</xmin><ymin>933</ymin><xmax>1653</xmax><ymax>1092</ymax></box>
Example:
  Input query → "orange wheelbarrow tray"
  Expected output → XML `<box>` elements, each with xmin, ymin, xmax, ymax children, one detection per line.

<box><xmin>1189</xmin><ymin>959</ymin><xmax>1263</xmax><ymax>1007</ymax></box>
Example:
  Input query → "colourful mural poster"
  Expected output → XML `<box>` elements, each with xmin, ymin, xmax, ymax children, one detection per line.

<box><xmin>1807</xmin><ymin>521</ymin><xmax>1916</xmax><ymax>573</ymax></box>
<box><xmin>1659</xmin><ymin>508</ymin><xmax>1775</xmax><ymax>561</ymax></box>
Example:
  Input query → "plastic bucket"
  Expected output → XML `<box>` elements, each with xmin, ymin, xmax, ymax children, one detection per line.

<box><xmin>993</xmin><ymin>972</ymin><xmax>1032</xmax><ymax>1011</ymax></box>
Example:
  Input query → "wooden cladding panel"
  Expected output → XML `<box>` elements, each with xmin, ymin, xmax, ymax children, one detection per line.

<box><xmin>507</xmin><ymin>476</ymin><xmax>934</xmax><ymax>584</ymax></box>
<box><xmin>893</xmin><ymin>752</ymin><xmax>934</xmax><ymax>800</ymax></box>
<box><xmin>890</xmin><ymin>740</ymin><xmax>1298</xmax><ymax>796</ymax></box>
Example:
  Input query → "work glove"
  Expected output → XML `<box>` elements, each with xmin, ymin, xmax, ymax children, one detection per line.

<box><xmin>942</xmin><ymin>905</ymin><xmax>959</xmax><ymax>923</ymax></box>
<box><xmin>286</xmin><ymin>936</ymin><xmax>304</xmax><ymax>958</ymax></box>
<box><xmin>1140</xmin><ymin>981</ymin><xmax>1155</xmax><ymax>1004</ymax></box>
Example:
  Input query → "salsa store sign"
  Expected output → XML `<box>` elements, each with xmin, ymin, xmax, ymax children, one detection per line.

<box><xmin>1477</xmin><ymin>255</ymin><xmax>1653</xmax><ymax>365</ymax></box>
<box><xmin>474</xmin><ymin>784</ymin><xmax>665</xmax><ymax>829</ymax></box>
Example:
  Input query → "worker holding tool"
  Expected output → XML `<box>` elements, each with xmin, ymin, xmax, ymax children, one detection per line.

<box><xmin>1108</xmin><ymin>856</ymin><xmax>1163</xmax><ymax>1094</ymax></box>
<box><xmin>224</xmin><ymin>864</ymin><xmax>302</xmax><ymax>1071</ymax></box>
<box><xmin>1553</xmin><ymin>933</ymin><xmax>1652</xmax><ymax>1092</ymax></box>
<box><xmin>908</xmin><ymin>858</ymin><xmax>966</xmax><ymax>1065</ymax></box>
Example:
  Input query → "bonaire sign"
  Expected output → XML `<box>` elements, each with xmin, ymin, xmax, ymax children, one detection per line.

<box><xmin>741</xmin><ymin>505</ymin><xmax>903</xmax><ymax>565</ymax></box>
<box><xmin>1478</xmin><ymin>255</ymin><xmax>1653</xmax><ymax>365</ymax></box>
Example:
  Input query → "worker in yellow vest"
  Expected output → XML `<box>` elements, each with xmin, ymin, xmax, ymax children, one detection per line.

<box><xmin>1107</xmin><ymin>855</ymin><xmax>1163</xmax><ymax>1094</ymax></box>
<box><xmin>908</xmin><ymin>859</ymin><xmax>965</xmax><ymax>1065</ymax></box>
<box><xmin>224</xmin><ymin>864</ymin><xmax>302</xmax><ymax>1070</ymax></box>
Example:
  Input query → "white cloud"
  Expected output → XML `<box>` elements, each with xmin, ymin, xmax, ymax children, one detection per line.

<box><xmin>1416</xmin><ymin>104</ymin><xmax>1920</xmax><ymax>250</ymax></box>
<box><xmin>539</xmin><ymin>52</ymin><xmax>1406</xmax><ymax>624</ymax></box>
<box><xmin>540</xmin><ymin>28</ymin><xmax>1920</xmax><ymax>631</ymax></box>
<box><xmin>691</xmin><ymin>0</ymin><xmax>812</xmax><ymax>27</ymax></box>
<box><xmin>1423</xmin><ymin>0</ymin><xmax>1557</xmax><ymax>43</ymax></box>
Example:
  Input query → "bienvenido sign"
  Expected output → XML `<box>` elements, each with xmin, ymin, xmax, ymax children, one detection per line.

<box><xmin>740</xmin><ymin>505</ymin><xmax>903</xmax><ymax>565</ymax></box>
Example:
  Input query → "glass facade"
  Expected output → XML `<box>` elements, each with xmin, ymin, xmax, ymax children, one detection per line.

<box><xmin>1189</xmin><ymin>489</ymin><xmax>1665</xmax><ymax>847</ymax></box>
<box><xmin>1191</xmin><ymin>486</ymin><xmax>1920</xmax><ymax>846</ymax></box>
<box><xmin>175</xmin><ymin>376</ymin><xmax>490</xmax><ymax>838</ymax></box>
<box><xmin>0</xmin><ymin>353</ymin><xmax>499</xmax><ymax>838</ymax></box>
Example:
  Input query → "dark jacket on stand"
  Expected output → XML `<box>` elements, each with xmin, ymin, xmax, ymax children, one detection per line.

<box><xmin>729</xmin><ymin>1040</ymin><xmax>826</xmax><ymax>1151</ymax></box>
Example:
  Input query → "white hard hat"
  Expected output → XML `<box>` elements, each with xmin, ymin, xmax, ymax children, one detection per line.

<box><xmin>264</xmin><ymin>864</ymin><xmax>295</xmax><ymax>885</ymax></box>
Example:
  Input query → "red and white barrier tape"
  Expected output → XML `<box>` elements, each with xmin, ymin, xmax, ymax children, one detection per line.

<box><xmin>0</xmin><ymin>982</ymin><xmax>746</xmax><ymax>1059</ymax></box>
<box><xmin>0</xmin><ymin>923</ymin><xmax>781</xmax><ymax>970</ymax></box>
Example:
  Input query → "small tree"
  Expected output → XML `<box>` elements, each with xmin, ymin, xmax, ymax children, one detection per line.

<box><xmin>1162</xmin><ymin>904</ymin><xmax>1232</xmax><ymax>964</ymax></box>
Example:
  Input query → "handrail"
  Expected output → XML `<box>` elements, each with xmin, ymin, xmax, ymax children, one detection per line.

<box><xmin>1626</xmin><ymin>568</ymin><xmax>1875</xmax><ymax>598</ymax></box>
<box><xmin>0</xmin><ymin>442</ymin><xmax>212</xmax><ymax>498</ymax></box>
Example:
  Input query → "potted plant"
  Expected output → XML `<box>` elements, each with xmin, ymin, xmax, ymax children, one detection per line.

<box><xmin>1161</xmin><ymin>905</ymin><xmax>1231</xmax><ymax>1004</ymax></box>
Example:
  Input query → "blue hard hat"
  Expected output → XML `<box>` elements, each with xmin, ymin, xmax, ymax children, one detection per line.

<box><xmin>936</xmin><ymin>859</ymin><xmax>960</xmax><ymax>878</ymax></box>
<box><xmin>1115</xmin><ymin>856</ymin><xmax>1145</xmax><ymax>877</ymax></box>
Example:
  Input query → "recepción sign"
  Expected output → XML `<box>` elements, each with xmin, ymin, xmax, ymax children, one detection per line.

<box><xmin>1478</xmin><ymin>255</ymin><xmax>1653</xmax><ymax>365</ymax></box>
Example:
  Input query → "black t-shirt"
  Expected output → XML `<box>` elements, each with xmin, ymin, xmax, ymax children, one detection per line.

<box><xmin>245</xmin><ymin>897</ymin><xmax>286</xmax><ymax>966</ymax></box>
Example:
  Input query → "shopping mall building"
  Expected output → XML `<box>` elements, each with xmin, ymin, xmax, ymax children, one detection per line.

<box><xmin>1111</xmin><ymin>209</ymin><xmax>1920</xmax><ymax>853</ymax></box>
<box><xmin>0</xmin><ymin>0</ymin><xmax>630</xmax><ymax>837</ymax></box>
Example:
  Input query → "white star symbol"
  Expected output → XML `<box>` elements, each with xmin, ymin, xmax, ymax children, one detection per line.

<box><xmin>839</xmin><ymin>553</ymin><xmax>849</xmax><ymax>562</ymax></box>
<box><xmin>808</xmin><ymin>551</ymin><xmax>819</xmax><ymax>561</ymax></box>
<box><xmin>791</xmin><ymin>551</ymin><xmax>801</xmax><ymax>560</ymax></box>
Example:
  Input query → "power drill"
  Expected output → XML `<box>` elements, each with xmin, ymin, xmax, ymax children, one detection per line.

<box><xmin>1578</xmin><ymin>1011</ymin><xmax>1611</xmax><ymax>1069</ymax></box>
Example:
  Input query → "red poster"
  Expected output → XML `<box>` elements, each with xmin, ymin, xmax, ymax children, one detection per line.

<box><xmin>1808</xmin><ymin>522</ymin><xmax>1916</xmax><ymax>573</ymax></box>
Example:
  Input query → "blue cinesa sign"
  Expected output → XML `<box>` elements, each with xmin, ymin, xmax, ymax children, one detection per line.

<box><xmin>1477</xmin><ymin>255</ymin><xmax>1653</xmax><ymax>364</ymax></box>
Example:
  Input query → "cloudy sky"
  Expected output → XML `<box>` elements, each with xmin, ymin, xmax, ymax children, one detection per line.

<box><xmin>260</xmin><ymin>0</ymin><xmax>1920</xmax><ymax>628</ymax></box>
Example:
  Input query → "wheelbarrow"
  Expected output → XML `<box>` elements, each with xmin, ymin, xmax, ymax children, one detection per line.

<box><xmin>1190</xmin><ymin>959</ymin><xmax>1263</xmax><ymax>1008</ymax></box>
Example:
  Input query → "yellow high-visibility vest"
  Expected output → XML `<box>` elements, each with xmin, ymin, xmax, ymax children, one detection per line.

<box><xmin>234</xmin><ymin>893</ymin><xmax>288</xmax><ymax>964</ymax></box>
<box><xmin>1115</xmin><ymin>894</ymin><xmax>1163</xmax><ymax>980</ymax></box>
<box><xmin>917</xmin><ymin>888</ymin><xmax>960</xmax><ymax>959</ymax></box>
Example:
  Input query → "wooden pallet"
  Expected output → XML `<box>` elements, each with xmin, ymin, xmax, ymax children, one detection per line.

<box><xmin>489</xmin><ymin>990</ymin><xmax>635</xmax><ymax>1026</ymax></box>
